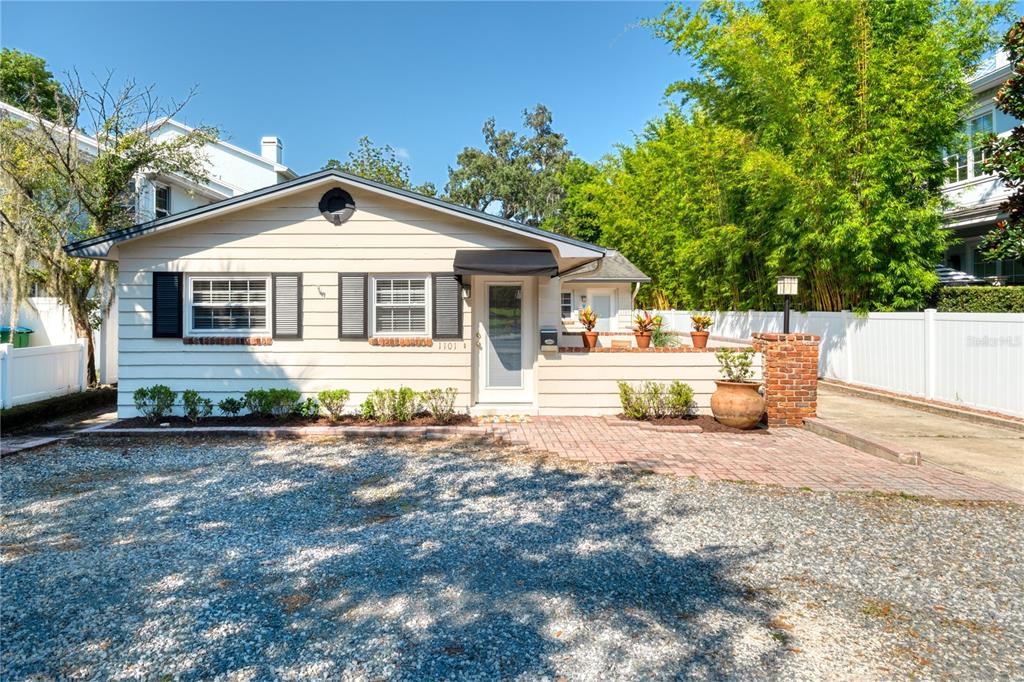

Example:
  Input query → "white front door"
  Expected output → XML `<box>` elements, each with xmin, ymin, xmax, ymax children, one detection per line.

<box><xmin>475</xmin><ymin>278</ymin><xmax>535</xmax><ymax>405</ymax></box>
<box><xmin>588</xmin><ymin>288</ymin><xmax>616</xmax><ymax>332</ymax></box>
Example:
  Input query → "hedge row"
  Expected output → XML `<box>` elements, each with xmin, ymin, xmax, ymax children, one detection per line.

<box><xmin>936</xmin><ymin>286</ymin><xmax>1024</xmax><ymax>313</ymax></box>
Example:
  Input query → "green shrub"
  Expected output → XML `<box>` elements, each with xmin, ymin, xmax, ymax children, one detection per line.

<box><xmin>297</xmin><ymin>397</ymin><xmax>320</xmax><ymax>419</ymax></box>
<box><xmin>217</xmin><ymin>397</ymin><xmax>243</xmax><ymax>417</ymax></box>
<box><xmin>133</xmin><ymin>384</ymin><xmax>176</xmax><ymax>422</ymax></box>
<box><xmin>667</xmin><ymin>381</ymin><xmax>695</xmax><ymax>418</ymax></box>
<box><xmin>317</xmin><ymin>389</ymin><xmax>350</xmax><ymax>421</ymax></box>
<box><xmin>242</xmin><ymin>388</ymin><xmax>302</xmax><ymax>418</ymax></box>
<box><xmin>936</xmin><ymin>286</ymin><xmax>1024</xmax><ymax>313</ymax></box>
<box><xmin>420</xmin><ymin>387</ymin><xmax>458</xmax><ymax>423</ymax></box>
<box><xmin>652</xmin><ymin>326</ymin><xmax>678</xmax><ymax>348</ymax></box>
<box><xmin>715</xmin><ymin>348</ymin><xmax>756</xmax><ymax>383</ymax></box>
<box><xmin>640</xmin><ymin>381</ymin><xmax>667</xmax><ymax>419</ymax></box>
<box><xmin>182</xmin><ymin>389</ymin><xmax>213</xmax><ymax>422</ymax></box>
<box><xmin>618</xmin><ymin>381</ymin><xmax>646</xmax><ymax>420</ymax></box>
<box><xmin>618</xmin><ymin>380</ymin><xmax>694</xmax><ymax>420</ymax></box>
<box><xmin>360</xmin><ymin>387</ymin><xmax>419</xmax><ymax>423</ymax></box>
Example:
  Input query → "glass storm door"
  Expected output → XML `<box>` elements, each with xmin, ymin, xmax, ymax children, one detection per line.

<box><xmin>475</xmin><ymin>278</ymin><xmax>534</xmax><ymax>406</ymax></box>
<box><xmin>486</xmin><ymin>284</ymin><xmax>523</xmax><ymax>389</ymax></box>
<box><xmin>589</xmin><ymin>290</ymin><xmax>614</xmax><ymax>332</ymax></box>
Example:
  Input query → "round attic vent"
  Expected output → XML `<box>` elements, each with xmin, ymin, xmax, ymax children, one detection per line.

<box><xmin>319</xmin><ymin>188</ymin><xmax>356</xmax><ymax>225</ymax></box>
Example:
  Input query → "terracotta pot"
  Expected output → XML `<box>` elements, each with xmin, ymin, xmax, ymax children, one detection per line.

<box><xmin>691</xmin><ymin>330</ymin><xmax>710</xmax><ymax>349</ymax></box>
<box><xmin>710</xmin><ymin>380</ymin><xmax>765</xmax><ymax>430</ymax></box>
<box><xmin>635</xmin><ymin>332</ymin><xmax>652</xmax><ymax>349</ymax></box>
<box><xmin>582</xmin><ymin>331</ymin><xmax>599</xmax><ymax>349</ymax></box>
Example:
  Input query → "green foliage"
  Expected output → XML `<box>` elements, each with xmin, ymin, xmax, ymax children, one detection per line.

<box><xmin>445</xmin><ymin>104</ymin><xmax>571</xmax><ymax>226</ymax></box>
<box><xmin>133</xmin><ymin>384</ymin><xmax>176</xmax><ymax>422</ymax></box>
<box><xmin>360</xmin><ymin>387</ymin><xmax>419</xmax><ymax>423</ymax></box>
<box><xmin>667</xmin><ymin>381</ymin><xmax>695</xmax><ymax>418</ymax></box>
<box><xmin>242</xmin><ymin>388</ymin><xmax>303</xmax><ymax>419</ymax></box>
<box><xmin>181</xmin><ymin>389</ymin><xmax>213</xmax><ymax>423</ymax></box>
<box><xmin>419</xmin><ymin>387</ymin><xmax>458</xmax><ymax>424</ymax></box>
<box><xmin>317</xmin><ymin>389</ymin><xmax>351</xmax><ymax>421</ymax></box>
<box><xmin>651</xmin><ymin>325</ymin><xmax>678</xmax><ymax>348</ymax></box>
<box><xmin>217</xmin><ymin>397</ymin><xmax>243</xmax><ymax>417</ymax></box>
<box><xmin>323</xmin><ymin>136</ymin><xmax>436</xmax><ymax>196</ymax></box>
<box><xmin>0</xmin><ymin>74</ymin><xmax>216</xmax><ymax>385</ymax></box>
<box><xmin>297</xmin><ymin>397</ymin><xmax>320</xmax><ymax>419</ymax></box>
<box><xmin>0</xmin><ymin>48</ymin><xmax>66</xmax><ymax>123</ymax></box>
<box><xmin>980</xmin><ymin>17</ymin><xmax>1024</xmax><ymax>261</ymax></box>
<box><xmin>618</xmin><ymin>380</ymin><xmax>695</xmax><ymax>419</ymax></box>
<box><xmin>542</xmin><ymin>158</ymin><xmax>603</xmax><ymax>242</ymax></box>
<box><xmin>560</xmin><ymin>0</ymin><xmax>1005</xmax><ymax>311</ymax></box>
<box><xmin>936</xmin><ymin>286</ymin><xmax>1024</xmax><ymax>312</ymax></box>
<box><xmin>715</xmin><ymin>348</ymin><xmax>756</xmax><ymax>383</ymax></box>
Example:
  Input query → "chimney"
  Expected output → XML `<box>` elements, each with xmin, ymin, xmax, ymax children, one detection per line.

<box><xmin>261</xmin><ymin>136</ymin><xmax>283</xmax><ymax>164</ymax></box>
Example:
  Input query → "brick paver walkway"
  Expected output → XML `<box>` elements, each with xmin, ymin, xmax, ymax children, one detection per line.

<box><xmin>486</xmin><ymin>417</ymin><xmax>1024</xmax><ymax>503</ymax></box>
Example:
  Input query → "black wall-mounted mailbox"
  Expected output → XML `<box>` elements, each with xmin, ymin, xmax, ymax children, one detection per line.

<box><xmin>540</xmin><ymin>327</ymin><xmax>558</xmax><ymax>351</ymax></box>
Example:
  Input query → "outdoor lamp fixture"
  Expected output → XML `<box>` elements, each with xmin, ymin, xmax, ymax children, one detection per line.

<box><xmin>777</xmin><ymin>276</ymin><xmax>799</xmax><ymax>333</ymax></box>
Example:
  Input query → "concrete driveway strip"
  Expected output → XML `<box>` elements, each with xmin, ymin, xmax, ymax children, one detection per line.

<box><xmin>817</xmin><ymin>384</ymin><xmax>1024</xmax><ymax>492</ymax></box>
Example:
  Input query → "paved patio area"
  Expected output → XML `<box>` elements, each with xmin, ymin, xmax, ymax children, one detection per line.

<box><xmin>816</xmin><ymin>384</ymin><xmax>1024</xmax><ymax>492</ymax></box>
<box><xmin>487</xmin><ymin>417</ymin><xmax>1024</xmax><ymax>503</ymax></box>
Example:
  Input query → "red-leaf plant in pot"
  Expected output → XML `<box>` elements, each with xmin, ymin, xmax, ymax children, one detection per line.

<box><xmin>690</xmin><ymin>314</ymin><xmax>713</xmax><ymax>349</ymax></box>
<box><xmin>579</xmin><ymin>305</ymin><xmax>599</xmax><ymax>349</ymax></box>
<box><xmin>710</xmin><ymin>348</ymin><xmax>765</xmax><ymax>429</ymax></box>
<box><xmin>633</xmin><ymin>310</ymin><xmax>659</xmax><ymax>349</ymax></box>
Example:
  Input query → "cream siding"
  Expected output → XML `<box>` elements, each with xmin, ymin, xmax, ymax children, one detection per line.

<box><xmin>537</xmin><ymin>350</ymin><xmax>763</xmax><ymax>415</ymax></box>
<box><xmin>115</xmin><ymin>183</ymin><xmax>557</xmax><ymax>416</ymax></box>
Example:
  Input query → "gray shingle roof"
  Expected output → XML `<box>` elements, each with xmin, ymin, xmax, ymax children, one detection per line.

<box><xmin>568</xmin><ymin>249</ymin><xmax>650</xmax><ymax>283</ymax></box>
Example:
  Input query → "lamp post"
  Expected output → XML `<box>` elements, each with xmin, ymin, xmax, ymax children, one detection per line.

<box><xmin>777</xmin><ymin>276</ymin><xmax>799</xmax><ymax>333</ymax></box>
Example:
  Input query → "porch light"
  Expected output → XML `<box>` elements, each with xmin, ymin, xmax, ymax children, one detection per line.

<box><xmin>776</xmin><ymin>276</ymin><xmax>798</xmax><ymax>333</ymax></box>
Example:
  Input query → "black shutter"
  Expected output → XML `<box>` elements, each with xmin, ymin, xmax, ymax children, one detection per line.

<box><xmin>152</xmin><ymin>272</ymin><xmax>183</xmax><ymax>338</ymax></box>
<box><xmin>272</xmin><ymin>274</ymin><xmax>302</xmax><ymax>339</ymax></box>
<box><xmin>432</xmin><ymin>273</ymin><xmax>463</xmax><ymax>339</ymax></box>
<box><xmin>338</xmin><ymin>273</ymin><xmax>368</xmax><ymax>339</ymax></box>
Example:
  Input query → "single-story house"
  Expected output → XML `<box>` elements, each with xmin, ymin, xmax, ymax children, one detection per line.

<box><xmin>66</xmin><ymin>169</ymin><xmax>734</xmax><ymax>418</ymax></box>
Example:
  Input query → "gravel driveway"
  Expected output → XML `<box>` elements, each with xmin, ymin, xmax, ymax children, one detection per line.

<box><xmin>2</xmin><ymin>436</ymin><xmax>1021</xmax><ymax>680</ymax></box>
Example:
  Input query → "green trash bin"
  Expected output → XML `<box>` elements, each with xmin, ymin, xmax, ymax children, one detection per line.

<box><xmin>0</xmin><ymin>326</ymin><xmax>33</xmax><ymax>348</ymax></box>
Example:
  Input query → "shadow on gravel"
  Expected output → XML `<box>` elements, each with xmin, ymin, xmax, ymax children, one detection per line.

<box><xmin>1</xmin><ymin>436</ymin><xmax>785</xmax><ymax>679</ymax></box>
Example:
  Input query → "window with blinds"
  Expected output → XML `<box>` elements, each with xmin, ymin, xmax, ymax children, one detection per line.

<box><xmin>373</xmin><ymin>277</ymin><xmax>428</xmax><ymax>335</ymax></box>
<box><xmin>189</xmin><ymin>277</ymin><xmax>269</xmax><ymax>333</ymax></box>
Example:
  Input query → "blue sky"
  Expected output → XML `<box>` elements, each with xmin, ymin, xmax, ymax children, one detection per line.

<box><xmin>2</xmin><ymin>2</ymin><xmax>691</xmax><ymax>187</ymax></box>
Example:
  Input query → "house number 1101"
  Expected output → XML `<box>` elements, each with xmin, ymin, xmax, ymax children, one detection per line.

<box><xmin>437</xmin><ymin>341</ymin><xmax>466</xmax><ymax>351</ymax></box>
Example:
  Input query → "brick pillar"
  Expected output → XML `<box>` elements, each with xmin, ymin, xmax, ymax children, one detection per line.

<box><xmin>751</xmin><ymin>333</ymin><xmax>820</xmax><ymax>428</ymax></box>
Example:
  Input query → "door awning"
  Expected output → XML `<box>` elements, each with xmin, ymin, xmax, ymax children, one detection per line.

<box><xmin>453</xmin><ymin>249</ymin><xmax>559</xmax><ymax>277</ymax></box>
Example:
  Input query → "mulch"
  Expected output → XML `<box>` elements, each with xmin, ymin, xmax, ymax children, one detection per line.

<box><xmin>110</xmin><ymin>413</ymin><xmax>476</xmax><ymax>429</ymax></box>
<box><xmin>621</xmin><ymin>414</ymin><xmax>769</xmax><ymax>434</ymax></box>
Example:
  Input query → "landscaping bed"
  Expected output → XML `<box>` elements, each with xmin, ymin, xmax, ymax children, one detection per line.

<box><xmin>109</xmin><ymin>413</ymin><xmax>475</xmax><ymax>429</ymax></box>
<box><xmin>620</xmin><ymin>413</ymin><xmax>768</xmax><ymax>433</ymax></box>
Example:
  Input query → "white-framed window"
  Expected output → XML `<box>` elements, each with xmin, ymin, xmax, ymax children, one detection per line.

<box><xmin>561</xmin><ymin>291</ymin><xmax>574</xmax><ymax>318</ymax></box>
<box><xmin>944</xmin><ymin>109</ymin><xmax>996</xmax><ymax>184</ymax></box>
<box><xmin>372</xmin><ymin>276</ymin><xmax>429</xmax><ymax>335</ymax></box>
<box><xmin>155</xmin><ymin>184</ymin><xmax>171</xmax><ymax>219</ymax></box>
<box><xmin>187</xmin><ymin>276</ymin><xmax>270</xmax><ymax>335</ymax></box>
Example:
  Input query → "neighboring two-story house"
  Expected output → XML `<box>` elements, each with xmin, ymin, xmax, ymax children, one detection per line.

<box><xmin>0</xmin><ymin>100</ymin><xmax>294</xmax><ymax>380</ymax></box>
<box><xmin>942</xmin><ymin>51</ymin><xmax>1023</xmax><ymax>285</ymax></box>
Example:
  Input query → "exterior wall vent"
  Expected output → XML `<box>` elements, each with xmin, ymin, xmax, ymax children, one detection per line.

<box><xmin>319</xmin><ymin>188</ymin><xmax>356</xmax><ymax>225</ymax></box>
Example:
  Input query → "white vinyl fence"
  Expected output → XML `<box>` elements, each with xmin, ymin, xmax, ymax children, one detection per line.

<box><xmin>656</xmin><ymin>310</ymin><xmax>1024</xmax><ymax>418</ymax></box>
<box><xmin>0</xmin><ymin>340</ymin><xmax>88</xmax><ymax>409</ymax></box>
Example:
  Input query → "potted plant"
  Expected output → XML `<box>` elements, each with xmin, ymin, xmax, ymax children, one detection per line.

<box><xmin>710</xmin><ymin>348</ymin><xmax>764</xmax><ymax>429</ymax></box>
<box><xmin>690</xmin><ymin>314</ymin><xmax>713</xmax><ymax>349</ymax></box>
<box><xmin>579</xmin><ymin>305</ymin><xmax>599</xmax><ymax>349</ymax></box>
<box><xmin>633</xmin><ymin>310</ymin><xmax>658</xmax><ymax>349</ymax></box>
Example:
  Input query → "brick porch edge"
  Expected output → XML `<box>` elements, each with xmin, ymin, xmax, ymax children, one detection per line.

<box><xmin>752</xmin><ymin>332</ymin><xmax>821</xmax><ymax>428</ymax></box>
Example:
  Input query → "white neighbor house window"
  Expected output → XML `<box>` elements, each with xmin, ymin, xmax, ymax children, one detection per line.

<box><xmin>561</xmin><ymin>292</ymin><xmax>574</xmax><ymax>318</ymax></box>
<box><xmin>188</xmin><ymin>276</ymin><xmax>270</xmax><ymax>334</ymax></box>
<box><xmin>155</xmin><ymin>185</ymin><xmax>171</xmax><ymax>219</ymax></box>
<box><xmin>945</xmin><ymin>110</ymin><xmax>995</xmax><ymax>183</ymax></box>
<box><xmin>372</xmin><ymin>276</ymin><xmax>429</xmax><ymax>335</ymax></box>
